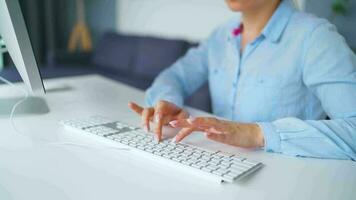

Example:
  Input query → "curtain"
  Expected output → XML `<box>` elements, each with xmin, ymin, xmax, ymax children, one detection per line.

<box><xmin>18</xmin><ymin>0</ymin><xmax>71</xmax><ymax>65</ymax></box>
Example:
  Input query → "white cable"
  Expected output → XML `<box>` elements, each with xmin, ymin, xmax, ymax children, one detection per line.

<box><xmin>0</xmin><ymin>75</ymin><xmax>130</xmax><ymax>151</ymax></box>
<box><xmin>0</xmin><ymin>76</ymin><xmax>29</xmax><ymax>135</ymax></box>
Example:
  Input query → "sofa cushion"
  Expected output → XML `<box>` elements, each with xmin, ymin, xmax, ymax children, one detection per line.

<box><xmin>93</xmin><ymin>32</ymin><xmax>138</xmax><ymax>73</ymax></box>
<box><xmin>133</xmin><ymin>36</ymin><xmax>189</xmax><ymax>80</ymax></box>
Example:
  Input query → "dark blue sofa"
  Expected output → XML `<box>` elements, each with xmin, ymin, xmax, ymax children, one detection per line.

<box><xmin>0</xmin><ymin>32</ymin><xmax>211</xmax><ymax>112</ymax></box>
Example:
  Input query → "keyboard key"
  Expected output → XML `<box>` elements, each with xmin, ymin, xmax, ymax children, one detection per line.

<box><xmin>243</xmin><ymin>160</ymin><xmax>258</xmax><ymax>166</ymax></box>
<box><xmin>137</xmin><ymin>145</ymin><xmax>145</xmax><ymax>150</ymax></box>
<box><xmin>201</xmin><ymin>167</ymin><xmax>213</xmax><ymax>173</ymax></box>
<box><xmin>181</xmin><ymin>160</ymin><xmax>193</xmax><ymax>166</ymax></box>
<box><xmin>195</xmin><ymin>161</ymin><xmax>208</xmax><ymax>168</ymax></box>
<box><xmin>145</xmin><ymin>149</ymin><xmax>154</xmax><ymax>153</ymax></box>
<box><xmin>191</xmin><ymin>163</ymin><xmax>203</xmax><ymax>169</ymax></box>
<box><xmin>206</xmin><ymin>165</ymin><xmax>219</xmax><ymax>171</ymax></box>
<box><xmin>172</xmin><ymin>157</ymin><xmax>184</xmax><ymax>162</ymax></box>
<box><xmin>162</xmin><ymin>154</ymin><xmax>172</xmax><ymax>159</ymax></box>
<box><xmin>231</xmin><ymin>155</ymin><xmax>246</xmax><ymax>162</ymax></box>
<box><xmin>218</xmin><ymin>162</ymin><xmax>231</xmax><ymax>169</ymax></box>
<box><xmin>212</xmin><ymin>169</ymin><xmax>226</xmax><ymax>176</ymax></box>
<box><xmin>209</xmin><ymin>159</ymin><xmax>221</xmax><ymax>165</ymax></box>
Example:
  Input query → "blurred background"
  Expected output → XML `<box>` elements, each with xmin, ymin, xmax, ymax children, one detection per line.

<box><xmin>0</xmin><ymin>0</ymin><xmax>355</xmax><ymax>112</ymax></box>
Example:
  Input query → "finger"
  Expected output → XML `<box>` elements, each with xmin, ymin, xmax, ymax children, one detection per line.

<box><xmin>189</xmin><ymin>117</ymin><xmax>220</xmax><ymax>128</ymax></box>
<box><xmin>174</xmin><ymin>127</ymin><xmax>195</xmax><ymax>143</ymax></box>
<box><xmin>153</xmin><ymin>101</ymin><xmax>172</xmax><ymax>142</ymax></box>
<box><xmin>128</xmin><ymin>102</ymin><xmax>144</xmax><ymax>115</ymax></box>
<box><xmin>169</xmin><ymin>118</ymin><xmax>192</xmax><ymax>128</ymax></box>
<box><xmin>204</xmin><ymin>127</ymin><xmax>224</xmax><ymax>134</ymax></box>
<box><xmin>168</xmin><ymin>111</ymin><xmax>189</xmax><ymax>128</ymax></box>
<box><xmin>169</xmin><ymin>117</ymin><xmax>219</xmax><ymax>131</ymax></box>
<box><xmin>174</xmin><ymin>109</ymin><xmax>190</xmax><ymax>120</ymax></box>
<box><xmin>205</xmin><ymin>132</ymin><xmax>228</xmax><ymax>143</ymax></box>
<box><xmin>154</xmin><ymin>111</ymin><xmax>164</xmax><ymax>142</ymax></box>
<box><xmin>142</xmin><ymin>108</ymin><xmax>154</xmax><ymax>132</ymax></box>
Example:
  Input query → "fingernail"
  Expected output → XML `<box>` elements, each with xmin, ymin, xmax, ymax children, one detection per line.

<box><xmin>169</xmin><ymin>120</ymin><xmax>178</xmax><ymax>127</ymax></box>
<box><xmin>155</xmin><ymin>135</ymin><xmax>160</xmax><ymax>144</ymax></box>
<box><xmin>187</xmin><ymin>117</ymin><xmax>195</xmax><ymax>124</ymax></box>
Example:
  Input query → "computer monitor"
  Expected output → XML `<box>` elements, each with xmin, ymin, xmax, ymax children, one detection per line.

<box><xmin>0</xmin><ymin>0</ymin><xmax>45</xmax><ymax>95</ymax></box>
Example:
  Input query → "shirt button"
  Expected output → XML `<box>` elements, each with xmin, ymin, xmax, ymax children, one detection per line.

<box><xmin>233</xmin><ymin>82</ymin><xmax>237</xmax><ymax>87</ymax></box>
<box><xmin>213</xmin><ymin>69</ymin><xmax>219</xmax><ymax>74</ymax></box>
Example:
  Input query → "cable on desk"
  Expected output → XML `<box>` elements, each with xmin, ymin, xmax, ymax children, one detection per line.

<box><xmin>0</xmin><ymin>76</ymin><xmax>29</xmax><ymax>135</ymax></box>
<box><xmin>0</xmin><ymin>75</ymin><xmax>130</xmax><ymax>152</ymax></box>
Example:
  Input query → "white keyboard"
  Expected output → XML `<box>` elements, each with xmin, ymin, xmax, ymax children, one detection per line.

<box><xmin>60</xmin><ymin>116</ymin><xmax>263</xmax><ymax>183</ymax></box>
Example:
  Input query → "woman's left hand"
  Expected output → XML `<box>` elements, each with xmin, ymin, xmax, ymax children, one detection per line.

<box><xmin>169</xmin><ymin>117</ymin><xmax>265</xmax><ymax>148</ymax></box>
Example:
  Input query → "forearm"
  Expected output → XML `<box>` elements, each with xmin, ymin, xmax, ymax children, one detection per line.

<box><xmin>229</xmin><ymin>121</ymin><xmax>265</xmax><ymax>148</ymax></box>
<box><xmin>145</xmin><ymin>69</ymin><xmax>186</xmax><ymax>107</ymax></box>
<box><xmin>258</xmin><ymin>117</ymin><xmax>356</xmax><ymax>160</ymax></box>
<box><xmin>145</xmin><ymin>45</ymin><xmax>210</xmax><ymax>107</ymax></box>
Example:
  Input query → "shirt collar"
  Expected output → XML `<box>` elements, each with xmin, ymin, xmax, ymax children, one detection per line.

<box><xmin>261</xmin><ymin>0</ymin><xmax>295</xmax><ymax>43</ymax></box>
<box><xmin>228</xmin><ymin>0</ymin><xmax>295</xmax><ymax>43</ymax></box>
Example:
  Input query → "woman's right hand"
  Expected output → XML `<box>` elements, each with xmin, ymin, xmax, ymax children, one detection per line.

<box><xmin>128</xmin><ymin>100</ymin><xmax>189</xmax><ymax>142</ymax></box>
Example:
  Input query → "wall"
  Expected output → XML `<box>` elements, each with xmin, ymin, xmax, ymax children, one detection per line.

<box><xmin>306</xmin><ymin>0</ymin><xmax>356</xmax><ymax>49</ymax></box>
<box><xmin>116</xmin><ymin>0</ymin><xmax>238</xmax><ymax>42</ymax></box>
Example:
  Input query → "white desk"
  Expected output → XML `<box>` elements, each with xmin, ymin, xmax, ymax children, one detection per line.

<box><xmin>0</xmin><ymin>75</ymin><xmax>355</xmax><ymax>200</ymax></box>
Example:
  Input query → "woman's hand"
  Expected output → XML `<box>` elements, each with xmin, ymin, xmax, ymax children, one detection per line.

<box><xmin>169</xmin><ymin>117</ymin><xmax>265</xmax><ymax>148</ymax></box>
<box><xmin>128</xmin><ymin>100</ymin><xmax>189</xmax><ymax>142</ymax></box>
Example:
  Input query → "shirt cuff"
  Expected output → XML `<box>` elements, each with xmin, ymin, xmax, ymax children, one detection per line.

<box><xmin>257</xmin><ymin>122</ymin><xmax>282</xmax><ymax>153</ymax></box>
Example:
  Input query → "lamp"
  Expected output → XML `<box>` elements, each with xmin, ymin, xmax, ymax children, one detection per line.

<box><xmin>68</xmin><ymin>0</ymin><xmax>93</xmax><ymax>52</ymax></box>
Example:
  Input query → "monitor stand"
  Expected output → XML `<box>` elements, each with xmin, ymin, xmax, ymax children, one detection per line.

<box><xmin>0</xmin><ymin>96</ymin><xmax>50</xmax><ymax>117</ymax></box>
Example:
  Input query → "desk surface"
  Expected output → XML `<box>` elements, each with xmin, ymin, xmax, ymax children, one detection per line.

<box><xmin>0</xmin><ymin>75</ymin><xmax>355</xmax><ymax>200</ymax></box>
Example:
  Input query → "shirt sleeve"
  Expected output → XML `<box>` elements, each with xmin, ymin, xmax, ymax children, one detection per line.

<box><xmin>145</xmin><ymin>29</ymin><xmax>219</xmax><ymax>108</ymax></box>
<box><xmin>258</xmin><ymin>21</ymin><xmax>356</xmax><ymax>161</ymax></box>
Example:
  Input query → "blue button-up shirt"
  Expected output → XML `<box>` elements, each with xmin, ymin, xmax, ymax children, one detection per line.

<box><xmin>145</xmin><ymin>0</ymin><xmax>356</xmax><ymax>160</ymax></box>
